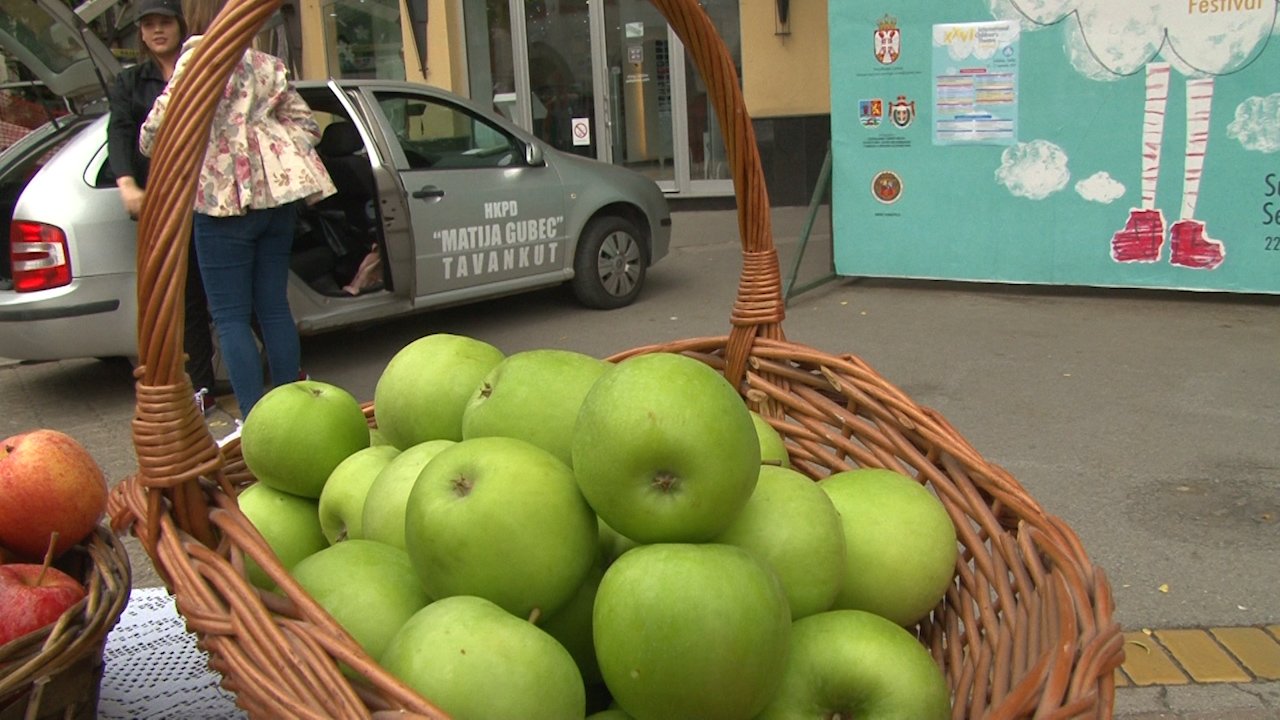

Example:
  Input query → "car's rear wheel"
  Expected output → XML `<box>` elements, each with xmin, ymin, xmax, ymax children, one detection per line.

<box><xmin>571</xmin><ymin>216</ymin><xmax>647</xmax><ymax>309</ymax></box>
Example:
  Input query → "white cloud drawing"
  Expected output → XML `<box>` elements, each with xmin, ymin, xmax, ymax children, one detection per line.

<box><xmin>934</xmin><ymin>24</ymin><xmax>979</xmax><ymax>61</ymax></box>
<box><xmin>1075</xmin><ymin>172</ymin><xmax>1126</xmax><ymax>203</ymax></box>
<box><xmin>986</xmin><ymin>0</ymin><xmax>1277</xmax><ymax>78</ymax></box>
<box><xmin>1227</xmin><ymin>94</ymin><xmax>1280</xmax><ymax>153</ymax></box>
<box><xmin>996</xmin><ymin>140</ymin><xmax>1071</xmax><ymax>200</ymax></box>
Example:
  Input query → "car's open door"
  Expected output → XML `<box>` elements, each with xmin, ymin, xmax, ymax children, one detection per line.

<box><xmin>0</xmin><ymin>0</ymin><xmax>122</xmax><ymax>108</ymax></box>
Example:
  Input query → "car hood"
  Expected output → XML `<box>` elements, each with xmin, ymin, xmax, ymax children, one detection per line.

<box><xmin>549</xmin><ymin>148</ymin><xmax>668</xmax><ymax>203</ymax></box>
<box><xmin>0</xmin><ymin>0</ymin><xmax>120</xmax><ymax>106</ymax></box>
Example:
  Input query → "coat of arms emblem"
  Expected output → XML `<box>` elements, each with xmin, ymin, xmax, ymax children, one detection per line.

<box><xmin>889</xmin><ymin>95</ymin><xmax>916</xmax><ymax>128</ymax></box>
<box><xmin>859</xmin><ymin>98</ymin><xmax>884</xmax><ymax>127</ymax></box>
<box><xmin>872</xmin><ymin>170</ymin><xmax>903</xmax><ymax>204</ymax></box>
<box><xmin>874</xmin><ymin>15</ymin><xmax>901</xmax><ymax>65</ymax></box>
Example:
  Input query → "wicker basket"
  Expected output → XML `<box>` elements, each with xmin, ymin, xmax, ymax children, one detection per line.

<box><xmin>106</xmin><ymin>0</ymin><xmax>1124</xmax><ymax>716</ymax></box>
<box><xmin>0</xmin><ymin>526</ymin><xmax>132</xmax><ymax>720</ymax></box>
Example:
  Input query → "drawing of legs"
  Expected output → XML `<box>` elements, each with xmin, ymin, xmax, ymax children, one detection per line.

<box><xmin>1112</xmin><ymin>63</ymin><xmax>1169</xmax><ymax>263</ymax></box>
<box><xmin>1169</xmin><ymin>76</ymin><xmax>1225</xmax><ymax>270</ymax></box>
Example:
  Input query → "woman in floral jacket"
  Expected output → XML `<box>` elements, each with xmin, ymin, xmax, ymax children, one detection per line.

<box><xmin>140</xmin><ymin>0</ymin><xmax>335</xmax><ymax>417</ymax></box>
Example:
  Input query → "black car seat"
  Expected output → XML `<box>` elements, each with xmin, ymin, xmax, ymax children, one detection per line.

<box><xmin>315</xmin><ymin>120</ymin><xmax>376</xmax><ymax>231</ymax></box>
<box><xmin>301</xmin><ymin>120</ymin><xmax>388</xmax><ymax>294</ymax></box>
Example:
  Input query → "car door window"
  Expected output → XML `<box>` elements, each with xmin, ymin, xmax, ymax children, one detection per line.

<box><xmin>374</xmin><ymin>92</ymin><xmax>519</xmax><ymax>171</ymax></box>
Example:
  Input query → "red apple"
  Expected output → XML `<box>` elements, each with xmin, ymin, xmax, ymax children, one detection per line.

<box><xmin>0</xmin><ymin>430</ymin><xmax>108</xmax><ymax>560</ymax></box>
<box><xmin>0</xmin><ymin>561</ymin><xmax>86</xmax><ymax>646</ymax></box>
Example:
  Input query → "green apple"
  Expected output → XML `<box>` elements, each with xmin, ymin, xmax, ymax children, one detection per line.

<box><xmin>461</xmin><ymin>348</ymin><xmax>610</xmax><ymax>466</ymax></box>
<box><xmin>318</xmin><ymin>445</ymin><xmax>400</xmax><ymax>543</ymax></box>
<box><xmin>714</xmin><ymin>464</ymin><xmax>845</xmax><ymax>619</ymax></box>
<box><xmin>572</xmin><ymin>352</ymin><xmax>761</xmax><ymax>543</ymax></box>
<box><xmin>593</xmin><ymin>543</ymin><xmax>790</xmax><ymax>720</ymax></box>
<box><xmin>586</xmin><ymin>711</ymin><xmax>634</xmax><ymax>720</ymax></box>
<box><xmin>360</xmin><ymin>439</ymin><xmax>454</xmax><ymax>550</ymax></box>
<box><xmin>751</xmin><ymin>411</ymin><xmax>790</xmax><ymax>467</ymax></box>
<box><xmin>756</xmin><ymin>609</ymin><xmax>951</xmax><ymax>720</ymax></box>
<box><xmin>368</xmin><ymin>426</ymin><xmax>392</xmax><ymax>446</ymax></box>
<box><xmin>290</xmin><ymin>540</ymin><xmax>429</xmax><ymax>668</ymax></box>
<box><xmin>373</xmin><ymin>333</ymin><xmax>504</xmax><ymax>449</ymax></box>
<box><xmin>240</xmin><ymin>380</ymin><xmax>371</xmax><ymax>498</ymax></box>
<box><xmin>404</xmin><ymin>436</ymin><xmax>597</xmax><ymax>619</ymax></box>
<box><xmin>597</xmin><ymin>516</ymin><xmax>638</xmax><ymax>569</ymax></box>
<box><xmin>819</xmin><ymin>467</ymin><xmax>958</xmax><ymax>626</ymax></box>
<box><xmin>539</xmin><ymin>563</ymin><xmax>604</xmax><ymax>686</ymax></box>
<box><xmin>236</xmin><ymin>482</ymin><xmax>328</xmax><ymax>590</ymax></box>
<box><xmin>381</xmin><ymin>595</ymin><xmax>585</xmax><ymax>720</ymax></box>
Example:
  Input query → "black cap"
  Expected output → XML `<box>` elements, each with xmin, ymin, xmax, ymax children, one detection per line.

<box><xmin>135</xmin><ymin>0</ymin><xmax>182</xmax><ymax>20</ymax></box>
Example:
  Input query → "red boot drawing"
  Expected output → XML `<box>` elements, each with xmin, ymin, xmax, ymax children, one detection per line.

<box><xmin>1111</xmin><ymin>208</ymin><xmax>1165</xmax><ymax>263</ymax></box>
<box><xmin>1169</xmin><ymin>219</ymin><xmax>1225</xmax><ymax>269</ymax></box>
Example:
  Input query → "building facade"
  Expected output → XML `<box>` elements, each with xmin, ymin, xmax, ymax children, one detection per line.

<box><xmin>294</xmin><ymin>0</ymin><xmax>831</xmax><ymax>206</ymax></box>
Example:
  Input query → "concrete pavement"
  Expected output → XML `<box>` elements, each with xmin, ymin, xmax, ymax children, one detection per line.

<box><xmin>3</xmin><ymin>205</ymin><xmax>1277</xmax><ymax>718</ymax></box>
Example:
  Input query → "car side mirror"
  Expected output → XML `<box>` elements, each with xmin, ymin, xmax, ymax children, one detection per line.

<box><xmin>525</xmin><ymin>142</ymin><xmax>546</xmax><ymax>167</ymax></box>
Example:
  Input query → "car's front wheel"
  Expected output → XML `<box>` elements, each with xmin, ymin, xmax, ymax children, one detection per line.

<box><xmin>571</xmin><ymin>216</ymin><xmax>647</xmax><ymax>309</ymax></box>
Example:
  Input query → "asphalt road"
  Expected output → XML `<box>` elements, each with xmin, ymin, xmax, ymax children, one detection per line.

<box><xmin>3</xmin><ymin>206</ymin><xmax>1277</xmax><ymax>718</ymax></box>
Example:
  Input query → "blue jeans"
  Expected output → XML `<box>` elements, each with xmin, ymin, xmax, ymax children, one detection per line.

<box><xmin>194</xmin><ymin>204</ymin><xmax>300</xmax><ymax>417</ymax></box>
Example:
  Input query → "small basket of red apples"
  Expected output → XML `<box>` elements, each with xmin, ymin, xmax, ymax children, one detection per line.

<box><xmin>0</xmin><ymin>430</ymin><xmax>131</xmax><ymax>720</ymax></box>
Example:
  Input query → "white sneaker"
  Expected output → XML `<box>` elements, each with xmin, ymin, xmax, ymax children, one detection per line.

<box><xmin>216</xmin><ymin>419</ymin><xmax>243</xmax><ymax>448</ymax></box>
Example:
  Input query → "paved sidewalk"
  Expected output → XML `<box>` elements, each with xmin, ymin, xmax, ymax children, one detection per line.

<box><xmin>1115</xmin><ymin>682</ymin><xmax>1280</xmax><ymax>719</ymax></box>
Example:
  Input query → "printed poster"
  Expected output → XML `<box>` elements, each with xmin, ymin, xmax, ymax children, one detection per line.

<box><xmin>828</xmin><ymin>1</ymin><xmax>1280</xmax><ymax>294</ymax></box>
<box><xmin>932</xmin><ymin>20</ymin><xmax>1019</xmax><ymax>145</ymax></box>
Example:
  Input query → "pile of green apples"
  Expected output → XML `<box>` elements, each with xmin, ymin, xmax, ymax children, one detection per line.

<box><xmin>235</xmin><ymin>333</ymin><xmax>959</xmax><ymax>720</ymax></box>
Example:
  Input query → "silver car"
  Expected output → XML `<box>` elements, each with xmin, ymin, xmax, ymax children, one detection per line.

<box><xmin>0</xmin><ymin>0</ymin><xmax>670</xmax><ymax>362</ymax></box>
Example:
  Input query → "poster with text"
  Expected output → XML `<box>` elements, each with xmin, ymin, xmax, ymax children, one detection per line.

<box><xmin>830</xmin><ymin>1</ymin><xmax>1280</xmax><ymax>293</ymax></box>
<box><xmin>933</xmin><ymin>20</ymin><xmax>1020</xmax><ymax>146</ymax></box>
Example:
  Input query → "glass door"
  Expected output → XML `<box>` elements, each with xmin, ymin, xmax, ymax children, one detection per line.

<box><xmin>680</xmin><ymin>7</ymin><xmax>734</xmax><ymax>195</ymax></box>
<box><xmin>463</xmin><ymin>0</ymin><xmax>515</xmax><ymax>120</ymax></box>
<box><xmin>522</xmin><ymin>0</ymin><xmax>595</xmax><ymax>158</ymax></box>
<box><xmin>597</xmin><ymin>0</ymin><xmax>676</xmax><ymax>190</ymax></box>
<box><xmin>321</xmin><ymin>0</ymin><xmax>405</xmax><ymax>80</ymax></box>
<box><xmin>461</xmin><ymin>0</ymin><xmax>738</xmax><ymax>196</ymax></box>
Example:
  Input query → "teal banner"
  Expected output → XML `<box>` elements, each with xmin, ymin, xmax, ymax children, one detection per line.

<box><xmin>830</xmin><ymin>1</ymin><xmax>1280</xmax><ymax>293</ymax></box>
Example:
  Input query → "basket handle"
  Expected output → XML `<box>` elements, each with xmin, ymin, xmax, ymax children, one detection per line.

<box><xmin>128</xmin><ymin>0</ymin><xmax>285</xmax><ymax>547</ymax></box>
<box><xmin>648</xmin><ymin>0</ymin><xmax>786</xmax><ymax>386</ymax></box>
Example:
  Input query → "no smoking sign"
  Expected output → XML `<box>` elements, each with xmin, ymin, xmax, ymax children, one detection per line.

<box><xmin>571</xmin><ymin>117</ymin><xmax>591</xmax><ymax>147</ymax></box>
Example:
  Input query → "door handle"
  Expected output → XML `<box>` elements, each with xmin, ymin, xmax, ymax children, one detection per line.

<box><xmin>413</xmin><ymin>185</ymin><xmax>445</xmax><ymax>199</ymax></box>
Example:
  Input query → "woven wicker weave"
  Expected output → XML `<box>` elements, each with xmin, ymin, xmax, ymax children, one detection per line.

<box><xmin>0</xmin><ymin>527</ymin><xmax>132</xmax><ymax>720</ymax></box>
<box><xmin>106</xmin><ymin>0</ymin><xmax>1124</xmax><ymax>717</ymax></box>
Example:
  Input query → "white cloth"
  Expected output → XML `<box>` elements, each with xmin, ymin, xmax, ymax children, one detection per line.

<box><xmin>98</xmin><ymin>586</ymin><xmax>245</xmax><ymax>719</ymax></box>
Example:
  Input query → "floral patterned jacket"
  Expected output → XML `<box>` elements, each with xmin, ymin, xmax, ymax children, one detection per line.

<box><xmin>140</xmin><ymin>36</ymin><xmax>336</xmax><ymax>217</ymax></box>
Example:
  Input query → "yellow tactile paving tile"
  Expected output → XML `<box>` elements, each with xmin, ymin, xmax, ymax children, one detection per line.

<box><xmin>1154</xmin><ymin>629</ymin><xmax>1251</xmax><ymax>683</ymax></box>
<box><xmin>1212</xmin><ymin>626</ymin><xmax>1280</xmax><ymax>680</ymax></box>
<box><xmin>1118</xmin><ymin>626</ymin><xmax>1280</xmax><ymax>687</ymax></box>
<box><xmin>1121</xmin><ymin>631</ymin><xmax>1190</xmax><ymax>686</ymax></box>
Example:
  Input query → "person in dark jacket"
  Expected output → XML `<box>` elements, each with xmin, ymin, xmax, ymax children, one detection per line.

<box><xmin>107</xmin><ymin>0</ymin><xmax>218</xmax><ymax>414</ymax></box>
